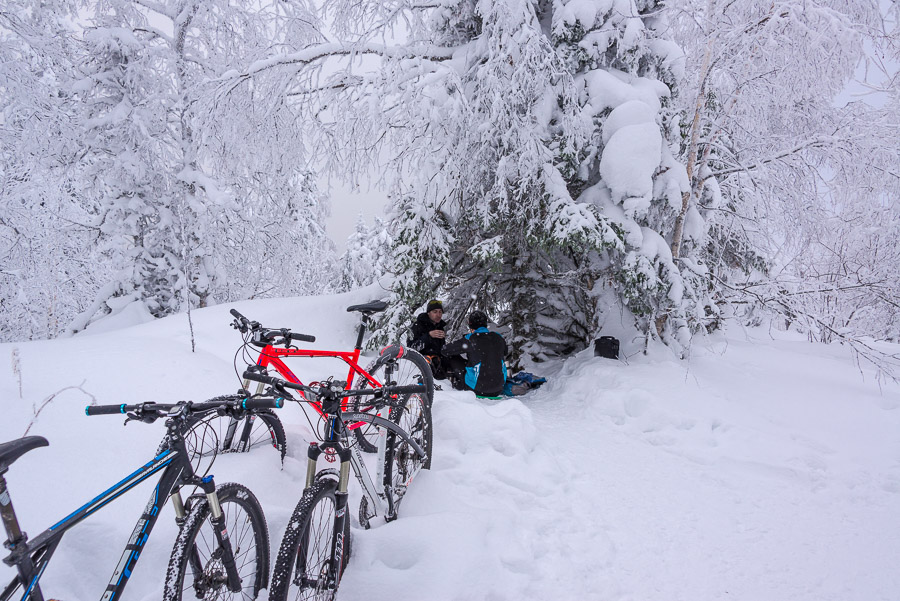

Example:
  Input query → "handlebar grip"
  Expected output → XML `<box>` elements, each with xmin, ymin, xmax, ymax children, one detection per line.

<box><xmin>241</xmin><ymin>397</ymin><xmax>285</xmax><ymax>410</ymax></box>
<box><xmin>230</xmin><ymin>308</ymin><xmax>249</xmax><ymax>322</ymax></box>
<box><xmin>242</xmin><ymin>370</ymin><xmax>305</xmax><ymax>391</ymax></box>
<box><xmin>287</xmin><ymin>332</ymin><xmax>316</xmax><ymax>343</ymax></box>
<box><xmin>243</xmin><ymin>371</ymin><xmax>278</xmax><ymax>385</ymax></box>
<box><xmin>85</xmin><ymin>404</ymin><xmax>131</xmax><ymax>416</ymax></box>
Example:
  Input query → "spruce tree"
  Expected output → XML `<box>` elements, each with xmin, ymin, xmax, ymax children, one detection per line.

<box><xmin>367</xmin><ymin>0</ymin><xmax>701</xmax><ymax>360</ymax></box>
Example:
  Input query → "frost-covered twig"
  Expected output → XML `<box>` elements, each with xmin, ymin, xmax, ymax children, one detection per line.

<box><xmin>24</xmin><ymin>381</ymin><xmax>96</xmax><ymax>437</ymax></box>
<box><xmin>715</xmin><ymin>275</ymin><xmax>900</xmax><ymax>382</ymax></box>
<box><xmin>11</xmin><ymin>348</ymin><xmax>22</xmax><ymax>399</ymax></box>
<box><xmin>706</xmin><ymin>137</ymin><xmax>844</xmax><ymax>180</ymax></box>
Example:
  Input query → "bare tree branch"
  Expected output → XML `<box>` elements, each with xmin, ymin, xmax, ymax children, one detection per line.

<box><xmin>24</xmin><ymin>381</ymin><xmax>97</xmax><ymax>436</ymax></box>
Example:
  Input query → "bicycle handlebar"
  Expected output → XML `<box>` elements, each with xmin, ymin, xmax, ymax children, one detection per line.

<box><xmin>85</xmin><ymin>396</ymin><xmax>284</xmax><ymax>418</ymax></box>
<box><xmin>243</xmin><ymin>370</ymin><xmax>305</xmax><ymax>390</ymax></box>
<box><xmin>287</xmin><ymin>331</ymin><xmax>316</xmax><ymax>343</ymax></box>
<box><xmin>230</xmin><ymin>308</ymin><xmax>316</xmax><ymax>344</ymax></box>
<box><xmin>85</xmin><ymin>403</ymin><xmax>132</xmax><ymax>416</ymax></box>
<box><xmin>193</xmin><ymin>397</ymin><xmax>285</xmax><ymax>412</ymax></box>
<box><xmin>368</xmin><ymin>384</ymin><xmax>427</xmax><ymax>397</ymax></box>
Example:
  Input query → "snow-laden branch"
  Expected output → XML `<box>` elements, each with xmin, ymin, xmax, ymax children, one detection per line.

<box><xmin>219</xmin><ymin>41</ymin><xmax>456</xmax><ymax>81</ymax></box>
<box><xmin>133</xmin><ymin>25</ymin><xmax>174</xmax><ymax>45</ymax></box>
<box><xmin>715</xmin><ymin>275</ymin><xmax>900</xmax><ymax>382</ymax></box>
<box><xmin>705</xmin><ymin>137</ymin><xmax>845</xmax><ymax>180</ymax></box>
<box><xmin>286</xmin><ymin>75</ymin><xmax>366</xmax><ymax>96</ymax></box>
<box><xmin>131</xmin><ymin>0</ymin><xmax>172</xmax><ymax>19</ymax></box>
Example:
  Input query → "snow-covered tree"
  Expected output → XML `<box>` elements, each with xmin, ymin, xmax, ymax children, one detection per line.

<box><xmin>66</xmin><ymin>0</ymin><xmax>332</xmax><ymax>330</ymax></box>
<box><xmin>1</xmin><ymin>0</ymin><xmax>337</xmax><ymax>340</ymax></box>
<box><xmin>224</xmin><ymin>0</ymin><xmax>703</xmax><ymax>361</ymax></box>
<box><xmin>668</xmin><ymin>0</ymin><xmax>900</xmax><ymax>357</ymax></box>
<box><xmin>551</xmin><ymin>0</ymin><xmax>706</xmax><ymax>353</ymax></box>
<box><xmin>384</xmin><ymin>0</ymin><xmax>628</xmax><ymax>360</ymax></box>
<box><xmin>369</xmin><ymin>0</ymin><xmax>699</xmax><ymax>359</ymax></box>
<box><xmin>338</xmin><ymin>214</ymin><xmax>391</xmax><ymax>292</ymax></box>
<box><xmin>0</xmin><ymin>1</ymin><xmax>104</xmax><ymax>341</ymax></box>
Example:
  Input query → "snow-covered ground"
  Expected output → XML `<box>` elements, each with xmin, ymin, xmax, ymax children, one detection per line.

<box><xmin>1</xmin><ymin>289</ymin><xmax>898</xmax><ymax>601</ymax></box>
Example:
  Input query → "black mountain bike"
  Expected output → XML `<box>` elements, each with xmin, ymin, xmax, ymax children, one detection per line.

<box><xmin>0</xmin><ymin>394</ymin><xmax>281</xmax><ymax>601</ymax></box>
<box><xmin>242</xmin><ymin>369</ymin><xmax>431</xmax><ymax>601</ymax></box>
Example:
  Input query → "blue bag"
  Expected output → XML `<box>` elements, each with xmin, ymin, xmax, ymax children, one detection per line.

<box><xmin>503</xmin><ymin>372</ymin><xmax>547</xmax><ymax>396</ymax></box>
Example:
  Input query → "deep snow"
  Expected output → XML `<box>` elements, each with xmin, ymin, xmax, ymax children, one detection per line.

<box><xmin>1</xmin><ymin>289</ymin><xmax>898</xmax><ymax>601</ymax></box>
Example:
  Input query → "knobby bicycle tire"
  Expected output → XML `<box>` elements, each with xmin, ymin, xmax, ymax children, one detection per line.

<box><xmin>175</xmin><ymin>410</ymin><xmax>287</xmax><ymax>468</ymax></box>
<box><xmin>358</xmin><ymin>389</ymin><xmax>433</xmax><ymax>529</ymax></box>
<box><xmin>269</xmin><ymin>478</ymin><xmax>351</xmax><ymax>601</ymax></box>
<box><xmin>163</xmin><ymin>482</ymin><xmax>270</xmax><ymax>601</ymax></box>
<box><xmin>385</xmin><ymin>392</ymin><xmax>433</xmax><ymax>502</ymax></box>
<box><xmin>350</xmin><ymin>349</ymin><xmax>434</xmax><ymax>453</ymax></box>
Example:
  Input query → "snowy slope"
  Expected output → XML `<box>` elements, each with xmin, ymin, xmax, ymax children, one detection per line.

<box><xmin>1</xmin><ymin>290</ymin><xmax>899</xmax><ymax>601</ymax></box>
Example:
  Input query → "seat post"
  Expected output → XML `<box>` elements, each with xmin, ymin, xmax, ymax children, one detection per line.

<box><xmin>0</xmin><ymin>474</ymin><xmax>26</xmax><ymax>550</ymax></box>
<box><xmin>355</xmin><ymin>314</ymin><xmax>370</xmax><ymax>350</ymax></box>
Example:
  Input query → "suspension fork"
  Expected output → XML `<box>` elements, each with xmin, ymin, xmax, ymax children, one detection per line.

<box><xmin>306</xmin><ymin>417</ymin><xmax>352</xmax><ymax>585</ymax></box>
<box><xmin>330</xmin><ymin>447</ymin><xmax>351</xmax><ymax>582</ymax></box>
<box><xmin>199</xmin><ymin>476</ymin><xmax>243</xmax><ymax>592</ymax></box>
<box><xmin>170</xmin><ymin>483</ymin><xmax>213</xmax><ymax>593</ymax></box>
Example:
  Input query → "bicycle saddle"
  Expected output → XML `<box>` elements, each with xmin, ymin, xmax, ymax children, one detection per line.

<box><xmin>0</xmin><ymin>436</ymin><xmax>48</xmax><ymax>474</ymax></box>
<box><xmin>346</xmin><ymin>300</ymin><xmax>388</xmax><ymax>314</ymax></box>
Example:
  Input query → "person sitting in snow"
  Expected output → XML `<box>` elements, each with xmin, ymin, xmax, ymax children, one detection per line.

<box><xmin>442</xmin><ymin>310</ymin><xmax>508</xmax><ymax>398</ymax></box>
<box><xmin>408</xmin><ymin>299</ymin><xmax>449</xmax><ymax>379</ymax></box>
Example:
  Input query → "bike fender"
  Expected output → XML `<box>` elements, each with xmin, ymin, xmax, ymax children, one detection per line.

<box><xmin>341</xmin><ymin>412</ymin><xmax>425</xmax><ymax>459</ymax></box>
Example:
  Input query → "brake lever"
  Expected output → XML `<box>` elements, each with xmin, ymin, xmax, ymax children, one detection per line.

<box><xmin>270</xmin><ymin>381</ymin><xmax>296</xmax><ymax>401</ymax></box>
<box><xmin>124</xmin><ymin>410</ymin><xmax>156</xmax><ymax>425</ymax></box>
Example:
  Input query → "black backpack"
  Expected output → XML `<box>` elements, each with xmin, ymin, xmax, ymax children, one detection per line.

<box><xmin>593</xmin><ymin>336</ymin><xmax>619</xmax><ymax>360</ymax></box>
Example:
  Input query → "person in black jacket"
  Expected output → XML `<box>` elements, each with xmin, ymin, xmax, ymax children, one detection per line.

<box><xmin>442</xmin><ymin>310</ymin><xmax>508</xmax><ymax>397</ymax></box>
<box><xmin>408</xmin><ymin>300</ymin><xmax>448</xmax><ymax>378</ymax></box>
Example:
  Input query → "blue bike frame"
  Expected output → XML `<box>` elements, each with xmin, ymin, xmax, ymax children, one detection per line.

<box><xmin>1</xmin><ymin>449</ymin><xmax>187</xmax><ymax>601</ymax></box>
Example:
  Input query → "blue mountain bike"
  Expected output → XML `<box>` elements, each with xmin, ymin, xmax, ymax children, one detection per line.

<box><xmin>0</xmin><ymin>394</ymin><xmax>281</xmax><ymax>601</ymax></box>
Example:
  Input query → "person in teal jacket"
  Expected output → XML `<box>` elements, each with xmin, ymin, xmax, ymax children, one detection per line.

<box><xmin>442</xmin><ymin>311</ymin><xmax>508</xmax><ymax>397</ymax></box>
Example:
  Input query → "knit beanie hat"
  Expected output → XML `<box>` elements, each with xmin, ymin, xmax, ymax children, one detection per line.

<box><xmin>468</xmin><ymin>310</ymin><xmax>488</xmax><ymax>329</ymax></box>
<box><xmin>426</xmin><ymin>299</ymin><xmax>443</xmax><ymax>312</ymax></box>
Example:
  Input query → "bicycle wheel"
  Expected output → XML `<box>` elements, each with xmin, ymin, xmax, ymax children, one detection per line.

<box><xmin>163</xmin><ymin>482</ymin><xmax>270</xmax><ymax>601</ymax></box>
<box><xmin>185</xmin><ymin>410</ymin><xmax>287</xmax><ymax>463</ymax></box>
<box><xmin>269</xmin><ymin>478</ymin><xmax>351</xmax><ymax>601</ymax></box>
<box><xmin>384</xmin><ymin>390</ymin><xmax>433</xmax><ymax>512</ymax></box>
<box><xmin>350</xmin><ymin>349</ymin><xmax>434</xmax><ymax>453</ymax></box>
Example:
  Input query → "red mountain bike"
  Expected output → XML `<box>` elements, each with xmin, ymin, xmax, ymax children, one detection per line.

<box><xmin>209</xmin><ymin>301</ymin><xmax>433</xmax><ymax>457</ymax></box>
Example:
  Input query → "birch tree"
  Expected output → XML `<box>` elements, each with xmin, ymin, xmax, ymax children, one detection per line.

<box><xmin>0</xmin><ymin>1</ymin><xmax>102</xmax><ymax>340</ymax></box>
<box><xmin>1</xmin><ymin>0</ymin><xmax>337</xmax><ymax>340</ymax></box>
<box><xmin>669</xmin><ymin>0</ymin><xmax>900</xmax><ymax>358</ymax></box>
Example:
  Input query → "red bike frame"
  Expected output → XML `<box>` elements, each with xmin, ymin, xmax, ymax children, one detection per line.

<box><xmin>243</xmin><ymin>315</ymin><xmax>381</xmax><ymax>418</ymax></box>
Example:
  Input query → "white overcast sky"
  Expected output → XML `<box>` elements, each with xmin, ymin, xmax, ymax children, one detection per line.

<box><xmin>323</xmin><ymin>179</ymin><xmax>390</xmax><ymax>253</ymax></box>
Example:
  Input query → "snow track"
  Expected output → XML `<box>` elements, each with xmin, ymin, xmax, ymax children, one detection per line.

<box><xmin>342</xmin><ymin>336</ymin><xmax>900</xmax><ymax>601</ymax></box>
